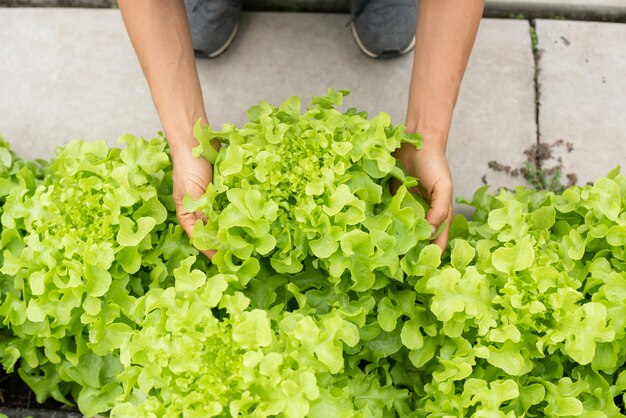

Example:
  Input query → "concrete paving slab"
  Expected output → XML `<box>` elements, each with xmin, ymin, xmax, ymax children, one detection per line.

<box><xmin>2</xmin><ymin>0</ymin><xmax>625</xmax><ymax>20</ymax></box>
<box><xmin>0</xmin><ymin>8</ymin><xmax>159</xmax><ymax>157</ymax></box>
<box><xmin>0</xmin><ymin>9</ymin><xmax>536</xmax><ymax>202</ymax></box>
<box><xmin>447</xmin><ymin>18</ymin><xmax>537</xmax><ymax>202</ymax></box>
<box><xmin>242</xmin><ymin>0</ymin><xmax>626</xmax><ymax>18</ymax></box>
<box><xmin>243</xmin><ymin>0</ymin><xmax>626</xmax><ymax>20</ymax></box>
<box><xmin>487</xmin><ymin>0</ymin><xmax>626</xmax><ymax>19</ymax></box>
<box><xmin>536</xmin><ymin>19</ymin><xmax>626</xmax><ymax>184</ymax></box>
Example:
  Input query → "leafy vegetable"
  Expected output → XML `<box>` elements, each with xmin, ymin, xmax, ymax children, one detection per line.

<box><xmin>189</xmin><ymin>89</ymin><xmax>432</xmax><ymax>289</ymax></box>
<box><xmin>111</xmin><ymin>259</ymin><xmax>368</xmax><ymax>417</ymax></box>
<box><xmin>0</xmin><ymin>135</ymin><xmax>200</xmax><ymax>416</ymax></box>
<box><xmin>0</xmin><ymin>91</ymin><xmax>624</xmax><ymax>417</ymax></box>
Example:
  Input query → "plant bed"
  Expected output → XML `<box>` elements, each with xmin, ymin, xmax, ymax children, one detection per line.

<box><xmin>0</xmin><ymin>91</ymin><xmax>624</xmax><ymax>417</ymax></box>
<box><xmin>0</xmin><ymin>408</ymin><xmax>82</xmax><ymax>418</ymax></box>
<box><xmin>0</xmin><ymin>369</ymin><xmax>82</xmax><ymax>417</ymax></box>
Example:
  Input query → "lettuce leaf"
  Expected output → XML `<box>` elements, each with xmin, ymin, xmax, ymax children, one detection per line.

<box><xmin>0</xmin><ymin>92</ymin><xmax>624</xmax><ymax>417</ymax></box>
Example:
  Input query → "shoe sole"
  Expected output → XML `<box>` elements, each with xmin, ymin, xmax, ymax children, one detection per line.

<box><xmin>206</xmin><ymin>20</ymin><xmax>240</xmax><ymax>58</ymax></box>
<box><xmin>350</xmin><ymin>22</ymin><xmax>415</xmax><ymax>59</ymax></box>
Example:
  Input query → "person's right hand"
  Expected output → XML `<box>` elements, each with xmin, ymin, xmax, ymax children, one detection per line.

<box><xmin>171</xmin><ymin>145</ymin><xmax>216</xmax><ymax>260</ymax></box>
<box><xmin>395</xmin><ymin>140</ymin><xmax>454</xmax><ymax>252</ymax></box>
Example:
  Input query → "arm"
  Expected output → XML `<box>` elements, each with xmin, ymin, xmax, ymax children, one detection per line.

<box><xmin>118</xmin><ymin>0</ymin><xmax>216</xmax><ymax>258</ymax></box>
<box><xmin>397</xmin><ymin>0</ymin><xmax>485</xmax><ymax>250</ymax></box>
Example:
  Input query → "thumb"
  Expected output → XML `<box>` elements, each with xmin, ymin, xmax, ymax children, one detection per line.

<box><xmin>425</xmin><ymin>184</ymin><xmax>452</xmax><ymax>237</ymax></box>
<box><xmin>178</xmin><ymin>207</ymin><xmax>216</xmax><ymax>260</ymax></box>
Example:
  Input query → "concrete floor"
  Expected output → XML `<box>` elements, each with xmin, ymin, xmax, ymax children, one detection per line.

<box><xmin>0</xmin><ymin>9</ymin><xmax>624</xmax><ymax>203</ymax></box>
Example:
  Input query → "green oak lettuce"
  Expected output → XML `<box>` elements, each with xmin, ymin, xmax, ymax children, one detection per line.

<box><xmin>187</xmin><ymin>91</ymin><xmax>626</xmax><ymax>415</ymax></box>
<box><xmin>401</xmin><ymin>169</ymin><xmax>626</xmax><ymax>416</ymax></box>
<box><xmin>0</xmin><ymin>135</ymin><xmax>202</xmax><ymax>416</ymax></box>
<box><xmin>188</xmin><ymin>89</ymin><xmax>432</xmax><ymax>290</ymax></box>
<box><xmin>0</xmin><ymin>90</ymin><xmax>624</xmax><ymax>417</ymax></box>
<box><xmin>110</xmin><ymin>256</ymin><xmax>405</xmax><ymax>417</ymax></box>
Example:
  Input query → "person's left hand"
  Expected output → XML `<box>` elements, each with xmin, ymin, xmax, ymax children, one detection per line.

<box><xmin>395</xmin><ymin>142</ymin><xmax>454</xmax><ymax>251</ymax></box>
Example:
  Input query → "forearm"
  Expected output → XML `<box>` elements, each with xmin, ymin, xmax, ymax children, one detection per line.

<box><xmin>405</xmin><ymin>0</ymin><xmax>484</xmax><ymax>152</ymax></box>
<box><xmin>119</xmin><ymin>0</ymin><xmax>207</xmax><ymax>157</ymax></box>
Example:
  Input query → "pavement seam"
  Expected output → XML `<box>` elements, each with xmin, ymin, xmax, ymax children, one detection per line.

<box><xmin>529</xmin><ymin>19</ymin><xmax>541</xmax><ymax>169</ymax></box>
<box><xmin>484</xmin><ymin>7</ymin><xmax>626</xmax><ymax>23</ymax></box>
<box><xmin>523</xmin><ymin>20</ymin><xmax>579</xmax><ymax>193</ymax></box>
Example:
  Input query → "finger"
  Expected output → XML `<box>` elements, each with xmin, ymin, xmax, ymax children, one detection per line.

<box><xmin>177</xmin><ymin>207</ymin><xmax>216</xmax><ymax>260</ymax></box>
<box><xmin>201</xmin><ymin>248</ymin><xmax>217</xmax><ymax>259</ymax></box>
<box><xmin>177</xmin><ymin>208</ymin><xmax>196</xmax><ymax>239</ymax></box>
<box><xmin>425</xmin><ymin>184</ymin><xmax>453</xmax><ymax>235</ymax></box>
<box><xmin>191</xmin><ymin>211</ymin><xmax>215</xmax><ymax>258</ymax></box>
<box><xmin>432</xmin><ymin>205</ymin><xmax>454</xmax><ymax>251</ymax></box>
<box><xmin>391</xmin><ymin>177</ymin><xmax>429</xmax><ymax>202</ymax></box>
<box><xmin>408</xmin><ymin>184</ymin><xmax>428</xmax><ymax>202</ymax></box>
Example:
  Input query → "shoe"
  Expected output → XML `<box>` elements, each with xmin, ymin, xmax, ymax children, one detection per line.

<box><xmin>184</xmin><ymin>0</ymin><xmax>242</xmax><ymax>58</ymax></box>
<box><xmin>350</xmin><ymin>0</ymin><xmax>417</xmax><ymax>59</ymax></box>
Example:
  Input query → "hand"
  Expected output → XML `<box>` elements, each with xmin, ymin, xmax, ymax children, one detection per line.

<box><xmin>171</xmin><ymin>145</ymin><xmax>216</xmax><ymax>259</ymax></box>
<box><xmin>395</xmin><ymin>142</ymin><xmax>454</xmax><ymax>251</ymax></box>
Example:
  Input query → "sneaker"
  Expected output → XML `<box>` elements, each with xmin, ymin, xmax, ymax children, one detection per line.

<box><xmin>350</xmin><ymin>0</ymin><xmax>417</xmax><ymax>59</ymax></box>
<box><xmin>184</xmin><ymin>0</ymin><xmax>242</xmax><ymax>58</ymax></box>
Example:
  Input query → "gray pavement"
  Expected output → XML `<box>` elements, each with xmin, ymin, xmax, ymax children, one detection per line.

<box><xmin>0</xmin><ymin>8</ymin><xmax>624</xmax><ymax>204</ymax></box>
<box><xmin>487</xmin><ymin>0</ymin><xmax>626</xmax><ymax>19</ymax></box>
<box><xmin>536</xmin><ymin>19</ymin><xmax>626</xmax><ymax>184</ymax></box>
<box><xmin>0</xmin><ymin>8</ymin><xmax>158</xmax><ymax>157</ymax></box>
<box><xmin>3</xmin><ymin>0</ymin><xmax>625</xmax><ymax>20</ymax></box>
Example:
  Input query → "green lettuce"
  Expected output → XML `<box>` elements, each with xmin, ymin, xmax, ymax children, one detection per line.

<box><xmin>111</xmin><ymin>257</ymin><xmax>366</xmax><ymax>417</ymax></box>
<box><xmin>0</xmin><ymin>135</ymin><xmax>201</xmax><ymax>416</ymax></box>
<box><xmin>0</xmin><ymin>91</ymin><xmax>624</xmax><ymax>417</ymax></box>
<box><xmin>188</xmin><ymin>89</ymin><xmax>432</xmax><ymax>290</ymax></box>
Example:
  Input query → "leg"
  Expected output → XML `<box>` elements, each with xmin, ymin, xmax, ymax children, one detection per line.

<box><xmin>350</xmin><ymin>0</ymin><xmax>417</xmax><ymax>59</ymax></box>
<box><xmin>185</xmin><ymin>0</ymin><xmax>242</xmax><ymax>58</ymax></box>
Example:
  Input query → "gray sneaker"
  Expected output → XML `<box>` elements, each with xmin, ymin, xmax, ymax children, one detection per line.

<box><xmin>350</xmin><ymin>0</ymin><xmax>417</xmax><ymax>59</ymax></box>
<box><xmin>185</xmin><ymin>0</ymin><xmax>242</xmax><ymax>58</ymax></box>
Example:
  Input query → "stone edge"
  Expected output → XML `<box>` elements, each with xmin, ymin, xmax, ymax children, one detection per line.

<box><xmin>0</xmin><ymin>0</ymin><xmax>625</xmax><ymax>20</ymax></box>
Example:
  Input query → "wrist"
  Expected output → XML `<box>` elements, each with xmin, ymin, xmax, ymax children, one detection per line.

<box><xmin>167</xmin><ymin>136</ymin><xmax>198</xmax><ymax>162</ymax></box>
<box><xmin>162</xmin><ymin>114</ymin><xmax>209</xmax><ymax>158</ymax></box>
<box><xmin>405</xmin><ymin>111</ymin><xmax>451</xmax><ymax>154</ymax></box>
<box><xmin>403</xmin><ymin>125</ymin><xmax>448</xmax><ymax>155</ymax></box>
<box><xmin>396</xmin><ymin>131</ymin><xmax>448</xmax><ymax>175</ymax></box>
<box><xmin>167</xmin><ymin>131</ymin><xmax>221</xmax><ymax>165</ymax></box>
<box><xmin>165</xmin><ymin>122</ymin><xmax>203</xmax><ymax>161</ymax></box>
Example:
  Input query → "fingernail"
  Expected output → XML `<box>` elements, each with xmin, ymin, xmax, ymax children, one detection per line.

<box><xmin>431</xmin><ymin>225</ymin><xmax>436</xmax><ymax>238</ymax></box>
